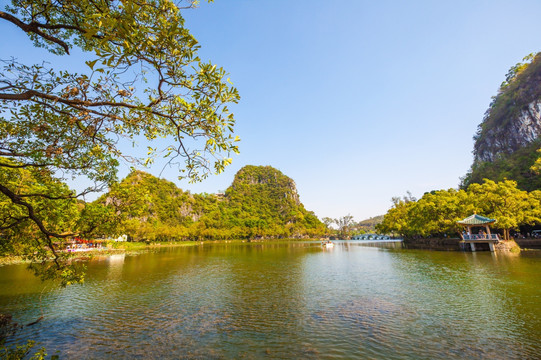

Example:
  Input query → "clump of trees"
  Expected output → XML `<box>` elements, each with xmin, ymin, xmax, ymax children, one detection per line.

<box><xmin>96</xmin><ymin>167</ymin><xmax>326</xmax><ymax>242</ymax></box>
<box><xmin>377</xmin><ymin>179</ymin><xmax>541</xmax><ymax>240</ymax></box>
<box><xmin>463</xmin><ymin>140</ymin><xmax>541</xmax><ymax>192</ymax></box>
<box><xmin>321</xmin><ymin>214</ymin><xmax>387</xmax><ymax>238</ymax></box>
<box><xmin>322</xmin><ymin>215</ymin><xmax>355</xmax><ymax>238</ymax></box>
<box><xmin>0</xmin><ymin>0</ymin><xmax>239</xmax><ymax>284</ymax></box>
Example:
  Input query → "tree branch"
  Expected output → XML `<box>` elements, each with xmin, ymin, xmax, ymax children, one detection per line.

<box><xmin>0</xmin><ymin>11</ymin><xmax>70</xmax><ymax>54</ymax></box>
<box><xmin>0</xmin><ymin>216</ymin><xmax>27</xmax><ymax>230</ymax></box>
<box><xmin>0</xmin><ymin>182</ymin><xmax>73</xmax><ymax>239</ymax></box>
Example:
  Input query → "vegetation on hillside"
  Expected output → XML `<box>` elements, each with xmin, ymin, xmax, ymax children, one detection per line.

<box><xmin>464</xmin><ymin>52</ymin><xmax>541</xmax><ymax>190</ymax></box>
<box><xmin>474</xmin><ymin>52</ymin><xmax>541</xmax><ymax>156</ymax></box>
<box><xmin>354</xmin><ymin>215</ymin><xmax>384</xmax><ymax>233</ymax></box>
<box><xmin>99</xmin><ymin>166</ymin><xmax>326</xmax><ymax>241</ymax></box>
<box><xmin>462</xmin><ymin>140</ymin><xmax>541</xmax><ymax>191</ymax></box>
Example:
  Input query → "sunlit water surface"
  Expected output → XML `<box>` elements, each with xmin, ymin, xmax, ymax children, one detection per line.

<box><xmin>1</xmin><ymin>241</ymin><xmax>540</xmax><ymax>359</ymax></box>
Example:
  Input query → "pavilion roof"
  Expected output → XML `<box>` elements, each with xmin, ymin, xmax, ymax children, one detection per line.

<box><xmin>457</xmin><ymin>214</ymin><xmax>496</xmax><ymax>225</ymax></box>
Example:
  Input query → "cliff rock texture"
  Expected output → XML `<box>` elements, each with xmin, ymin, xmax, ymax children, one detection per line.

<box><xmin>464</xmin><ymin>53</ymin><xmax>541</xmax><ymax>190</ymax></box>
<box><xmin>475</xmin><ymin>100</ymin><xmax>541</xmax><ymax>162</ymax></box>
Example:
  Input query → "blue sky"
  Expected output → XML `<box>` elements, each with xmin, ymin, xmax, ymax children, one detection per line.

<box><xmin>3</xmin><ymin>0</ymin><xmax>541</xmax><ymax>221</ymax></box>
<box><xmin>176</xmin><ymin>0</ymin><xmax>541</xmax><ymax>220</ymax></box>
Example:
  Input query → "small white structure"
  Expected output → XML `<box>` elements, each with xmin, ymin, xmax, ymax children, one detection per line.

<box><xmin>115</xmin><ymin>234</ymin><xmax>128</xmax><ymax>242</ymax></box>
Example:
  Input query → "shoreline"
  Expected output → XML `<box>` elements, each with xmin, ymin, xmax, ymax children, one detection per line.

<box><xmin>0</xmin><ymin>241</ymin><xmax>203</xmax><ymax>267</ymax></box>
<box><xmin>402</xmin><ymin>237</ymin><xmax>541</xmax><ymax>252</ymax></box>
<box><xmin>0</xmin><ymin>239</ymin><xmax>321</xmax><ymax>267</ymax></box>
<box><xmin>5</xmin><ymin>237</ymin><xmax>537</xmax><ymax>267</ymax></box>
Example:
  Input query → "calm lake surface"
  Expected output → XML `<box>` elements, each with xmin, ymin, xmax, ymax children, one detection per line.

<box><xmin>1</xmin><ymin>241</ymin><xmax>540</xmax><ymax>359</ymax></box>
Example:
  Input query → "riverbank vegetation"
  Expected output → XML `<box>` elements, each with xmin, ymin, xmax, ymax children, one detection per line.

<box><xmin>377</xmin><ymin>179</ymin><xmax>541</xmax><ymax>240</ymax></box>
<box><xmin>382</xmin><ymin>52</ymin><xmax>541</xmax><ymax>246</ymax></box>
<box><xmin>1</xmin><ymin>166</ymin><xmax>327</xmax><ymax>281</ymax></box>
<box><xmin>0</xmin><ymin>0</ymin><xmax>239</xmax><ymax>284</ymax></box>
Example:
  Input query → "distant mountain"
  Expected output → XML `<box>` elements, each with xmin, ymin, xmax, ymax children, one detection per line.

<box><xmin>355</xmin><ymin>215</ymin><xmax>384</xmax><ymax>232</ymax></box>
<box><xmin>100</xmin><ymin>166</ymin><xmax>325</xmax><ymax>240</ymax></box>
<box><xmin>462</xmin><ymin>52</ymin><xmax>541</xmax><ymax>191</ymax></box>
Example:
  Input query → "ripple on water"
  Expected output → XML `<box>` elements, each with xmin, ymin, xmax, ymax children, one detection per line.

<box><xmin>1</xmin><ymin>243</ymin><xmax>540</xmax><ymax>359</ymax></box>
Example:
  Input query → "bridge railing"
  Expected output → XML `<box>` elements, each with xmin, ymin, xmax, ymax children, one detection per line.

<box><xmin>462</xmin><ymin>234</ymin><xmax>500</xmax><ymax>241</ymax></box>
<box><xmin>352</xmin><ymin>234</ymin><xmax>392</xmax><ymax>240</ymax></box>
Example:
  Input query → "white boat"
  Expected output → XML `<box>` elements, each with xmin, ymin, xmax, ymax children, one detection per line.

<box><xmin>322</xmin><ymin>241</ymin><xmax>334</xmax><ymax>248</ymax></box>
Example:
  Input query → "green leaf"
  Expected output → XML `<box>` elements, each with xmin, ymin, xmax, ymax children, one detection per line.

<box><xmin>85</xmin><ymin>59</ymin><xmax>98</xmax><ymax>70</ymax></box>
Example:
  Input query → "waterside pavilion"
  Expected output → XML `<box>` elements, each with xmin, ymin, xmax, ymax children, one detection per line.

<box><xmin>457</xmin><ymin>214</ymin><xmax>500</xmax><ymax>252</ymax></box>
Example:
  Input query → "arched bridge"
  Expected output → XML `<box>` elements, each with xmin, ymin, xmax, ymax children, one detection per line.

<box><xmin>352</xmin><ymin>234</ymin><xmax>392</xmax><ymax>240</ymax></box>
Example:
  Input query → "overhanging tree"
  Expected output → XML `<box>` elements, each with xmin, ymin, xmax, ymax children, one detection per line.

<box><xmin>0</xmin><ymin>0</ymin><xmax>240</xmax><ymax>284</ymax></box>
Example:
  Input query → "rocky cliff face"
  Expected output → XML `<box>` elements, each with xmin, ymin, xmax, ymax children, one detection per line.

<box><xmin>474</xmin><ymin>99</ymin><xmax>541</xmax><ymax>162</ymax></box>
<box><xmin>464</xmin><ymin>53</ymin><xmax>541</xmax><ymax>190</ymax></box>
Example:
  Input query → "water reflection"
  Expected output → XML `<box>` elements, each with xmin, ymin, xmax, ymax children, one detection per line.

<box><xmin>386</xmin><ymin>249</ymin><xmax>540</xmax><ymax>358</ymax></box>
<box><xmin>348</xmin><ymin>239</ymin><xmax>404</xmax><ymax>249</ymax></box>
<box><xmin>0</xmin><ymin>242</ymin><xmax>539</xmax><ymax>359</ymax></box>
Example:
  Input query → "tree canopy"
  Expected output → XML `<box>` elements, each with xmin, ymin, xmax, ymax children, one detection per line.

<box><xmin>377</xmin><ymin>180</ymin><xmax>541</xmax><ymax>240</ymax></box>
<box><xmin>0</xmin><ymin>0</ymin><xmax>239</xmax><ymax>284</ymax></box>
<box><xmin>96</xmin><ymin>167</ymin><xmax>325</xmax><ymax>241</ymax></box>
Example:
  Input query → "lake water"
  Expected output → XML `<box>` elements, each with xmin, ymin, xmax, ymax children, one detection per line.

<box><xmin>1</xmin><ymin>241</ymin><xmax>540</xmax><ymax>359</ymax></box>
